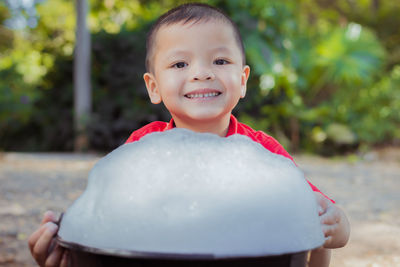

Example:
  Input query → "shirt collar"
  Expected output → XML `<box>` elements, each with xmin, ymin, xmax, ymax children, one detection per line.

<box><xmin>166</xmin><ymin>118</ymin><xmax>175</xmax><ymax>130</ymax></box>
<box><xmin>226</xmin><ymin>114</ymin><xmax>238</xmax><ymax>137</ymax></box>
<box><xmin>166</xmin><ymin>114</ymin><xmax>238</xmax><ymax>137</ymax></box>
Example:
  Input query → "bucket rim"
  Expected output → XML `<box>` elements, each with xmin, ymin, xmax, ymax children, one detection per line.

<box><xmin>56</xmin><ymin>236</ymin><xmax>310</xmax><ymax>261</ymax></box>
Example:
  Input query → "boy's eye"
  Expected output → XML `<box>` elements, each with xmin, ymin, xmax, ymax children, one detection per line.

<box><xmin>214</xmin><ymin>59</ymin><xmax>229</xmax><ymax>65</ymax></box>
<box><xmin>173</xmin><ymin>62</ymin><xmax>188</xmax><ymax>68</ymax></box>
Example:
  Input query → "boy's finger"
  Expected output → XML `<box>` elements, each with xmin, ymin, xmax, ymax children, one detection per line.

<box><xmin>29</xmin><ymin>212</ymin><xmax>57</xmax><ymax>253</ymax></box>
<box><xmin>322</xmin><ymin>224</ymin><xmax>337</xmax><ymax>238</ymax></box>
<box><xmin>28</xmin><ymin>223</ymin><xmax>48</xmax><ymax>253</ymax></box>
<box><xmin>318</xmin><ymin>205</ymin><xmax>325</xmax><ymax>216</ymax></box>
<box><xmin>323</xmin><ymin>236</ymin><xmax>333</xmax><ymax>247</ymax></box>
<box><xmin>320</xmin><ymin>213</ymin><xmax>335</xmax><ymax>225</ymax></box>
<box><xmin>314</xmin><ymin>192</ymin><xmax>331</xmax><ymax>214</ymax></box>
<box><xmin>41</xmin><ymin>210</ymin><xmax>57</xmax><ymax>226</ymax></box>
<box><xmin>45</xmin><ymin>243</ymin><xmax>64</xmax><ymax>267</ymax></box>
<box><xmin>320</xmin><ymin>207</ymin><xmax>341</xmax><ymax>225</ymax></box>
<box><xmin>60</xmin><ymin>250</ymin><xmax>69</xmax><ymax>267</ymax></box>
<box><xmin>32</xmin><ymin>222</ymin><xmax>58</xmax><ymax>265</ymax></box>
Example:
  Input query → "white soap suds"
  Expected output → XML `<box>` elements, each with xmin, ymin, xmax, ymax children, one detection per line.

<box><xmin>58</xmin><ymin>128</ymin><xmax>324</xmax><ymax>257</ymax></box>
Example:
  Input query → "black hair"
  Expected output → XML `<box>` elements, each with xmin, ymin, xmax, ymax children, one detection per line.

<box><xmin>145</xmin><ymin>3</ymin><xmax>246</xmax><ymax>73</ymax></box>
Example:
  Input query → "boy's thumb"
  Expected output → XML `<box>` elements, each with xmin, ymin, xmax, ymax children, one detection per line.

<box><xmin>41</xmin><ymin>210</ymin><xmax>56</xmax><ymax>225</ymax></box>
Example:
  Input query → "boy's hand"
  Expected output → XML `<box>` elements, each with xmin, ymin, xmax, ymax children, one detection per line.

<box><xmin>28</xmin><ymin>211</ymin><xmax>69</xmax><ymax>267</ymax></box>
<box><xmin>315</xmin><ymin>192</ymin><xmax>350</xmax><ymax>248</ymax></box>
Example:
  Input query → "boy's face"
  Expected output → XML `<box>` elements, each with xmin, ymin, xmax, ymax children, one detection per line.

<box><xmin>144</xmin><ymin>20</ymin><xmax>250</xmax><ymax>126</ymax></box>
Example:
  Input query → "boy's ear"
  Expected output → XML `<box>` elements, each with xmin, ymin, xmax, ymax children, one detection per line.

<box><xmin>240</xmin><ymin>65</ymin><xmax>250</xmax><ymax>98</ymax></box>
<box><xmin>143</xmin><ymin>72</ymin><xmax>162</xmax><ymax>104</ymax></box>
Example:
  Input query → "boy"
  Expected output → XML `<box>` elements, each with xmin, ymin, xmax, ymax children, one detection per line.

<box><xmin>28</xmin><ymin>3</ymin><xmax>350</xmax><ymax>266</ymax></box>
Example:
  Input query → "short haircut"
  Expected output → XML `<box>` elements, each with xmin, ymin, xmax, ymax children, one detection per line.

<box><xmin>145</xmin><ymin>3</ymin><xmax>246</xmax><ymax>73</ymax></box>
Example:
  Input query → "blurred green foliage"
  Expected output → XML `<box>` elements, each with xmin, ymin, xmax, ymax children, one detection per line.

<box><xmin>0</xmin><ymin>0</ymin><xmax>399</xmax><ymax>153</ymax></box>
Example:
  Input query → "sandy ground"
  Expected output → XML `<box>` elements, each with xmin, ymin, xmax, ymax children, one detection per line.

<box><xmin>296</xmin><ymin>150</ymin><xmax>400</xmax><ymax>267</ymax></box>
<box><xmin>0</xmin><ymin>148</ymin><xmax>399</xmax><ymax>266</ymax></box>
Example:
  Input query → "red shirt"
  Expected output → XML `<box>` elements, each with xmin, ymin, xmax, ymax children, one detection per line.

<box><xmin>126</xmin><ymin>114</ymin><xmax>334</xmax><ymax>203</ymax></box>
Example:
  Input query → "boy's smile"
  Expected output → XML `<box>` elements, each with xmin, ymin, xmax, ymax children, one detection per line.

<box><xmin>144</xmin><ymin>20</ymin><xmax>250</xmax><ymax>135</ymax></box>
<box><xmin>184</xmin><ymin>88</ymin><xmax>221</xmax><ymax>100</ymax></box>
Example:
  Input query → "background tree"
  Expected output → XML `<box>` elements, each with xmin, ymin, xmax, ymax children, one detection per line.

<box><xmin>0</xmin><ymin>0</ymin><xmax>398</xmax><ymax>153</ymax></box>
<box><xmin>74</xmin><ymin>0</ymin><xmax>91</xmax><ymax>151</ymax></box>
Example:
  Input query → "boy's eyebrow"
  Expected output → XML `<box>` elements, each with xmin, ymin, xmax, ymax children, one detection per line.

<box><xmin>211</xmin><ymin>46</ymin><xmax>233</xmax><ymax>54</ymax></box>
<box><xmin>165</xmin><ymin>49</ymin><xmax>190</xmax><ymax>57</ymax></box>
<box><xmin>163</xmin><ymin>46</ymin><xmax>234</xmax><ymax>60</ymax></box>
<box><xmin>161</xmin><ymin>49</ymin><xmax>191</xmax><ymax>62</ymax></box>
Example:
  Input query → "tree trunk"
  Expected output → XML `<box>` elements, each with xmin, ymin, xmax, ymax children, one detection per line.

<box><xmin>74</xmin><ymin>0</ymin><xmax>91</xmax><ymax>151</ymax></box>
<box><xmin>371</xmin><ymin>0</ymin><xmax>380</xmax><ymax>15</ymax></box>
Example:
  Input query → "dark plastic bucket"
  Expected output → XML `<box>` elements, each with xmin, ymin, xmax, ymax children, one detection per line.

<box><xmin>57</xmin><ymin>237</ymin><xmax>308</xmax><ymax>267</ymax></box>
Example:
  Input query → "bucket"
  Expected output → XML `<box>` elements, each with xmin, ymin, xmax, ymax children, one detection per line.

<box><xmin>56</xmin><ymin>130</ymin><xmax>323</xmax><ymax>266</ymax></box>
<box><xmin>57</xmin><ymin>236</ymin><xmax>308</xmax><ymax>267</ymax></box>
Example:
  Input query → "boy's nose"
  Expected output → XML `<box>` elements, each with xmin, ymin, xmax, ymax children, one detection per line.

<box><xmin>192</xmin><ymin>67</ymin><xmax>215</xmax><ymax>81</ymax></box>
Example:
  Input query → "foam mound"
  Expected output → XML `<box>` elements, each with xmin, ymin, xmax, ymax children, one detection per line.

<box><xmin>58</xmin><ymin>128</ymin><xmax>324</xmax><ymax>258</ymax></box>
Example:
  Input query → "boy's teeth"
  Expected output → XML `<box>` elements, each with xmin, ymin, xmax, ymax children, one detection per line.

<box><xmin>187</xmin><ymin>92</ymin><xmax>219</xmax><ymax>98</ymax></box>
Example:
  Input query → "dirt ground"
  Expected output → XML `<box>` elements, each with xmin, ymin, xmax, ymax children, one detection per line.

<box><xmin>0</xmin><ymin>148</ymin><xmax>399</xmax><ymax>267</ymax></box>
